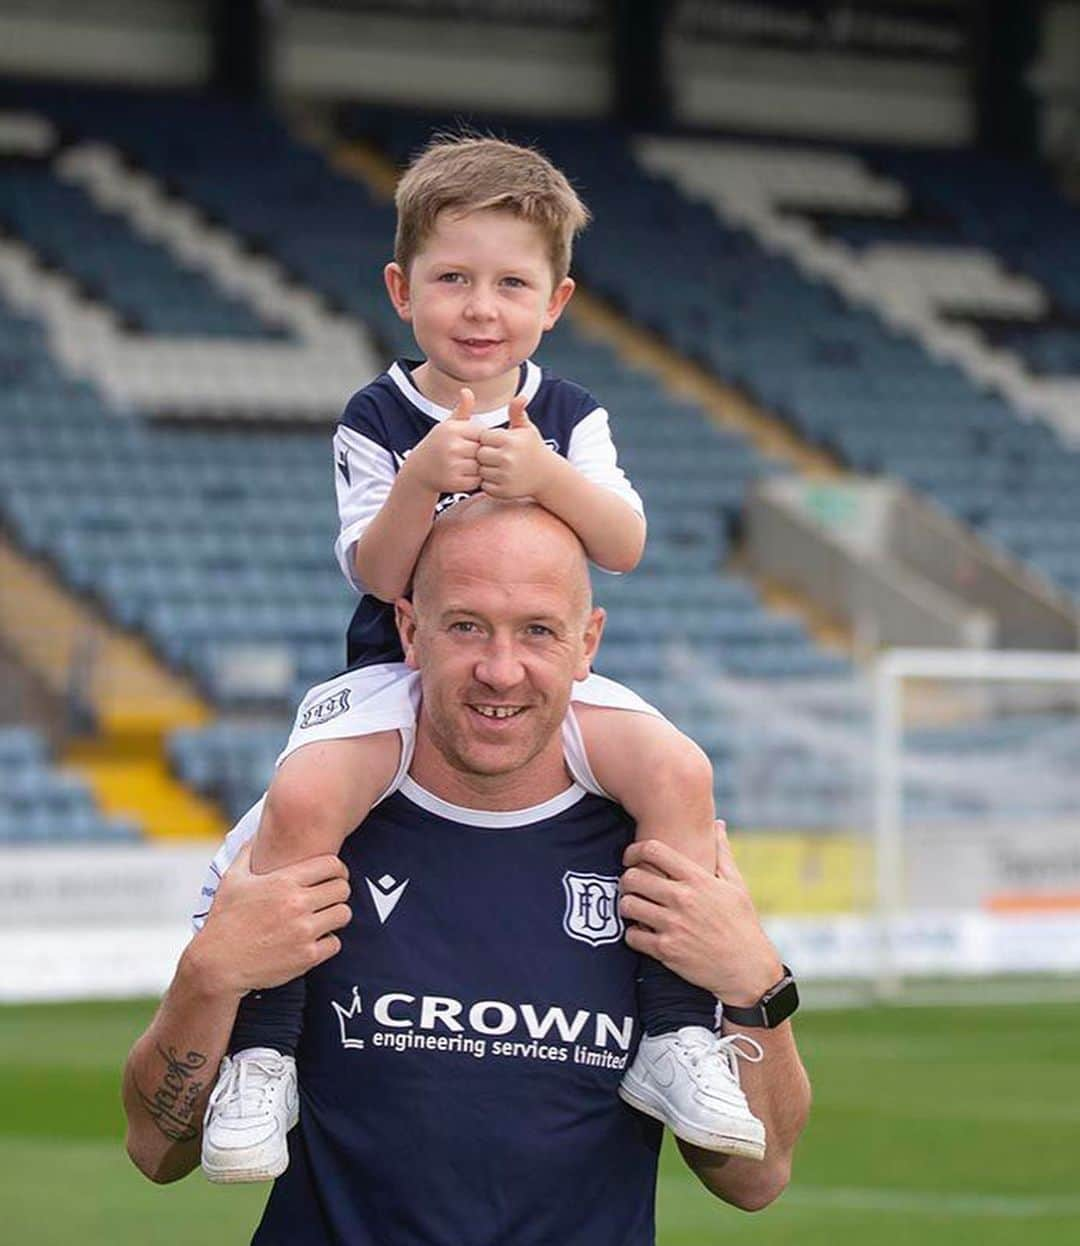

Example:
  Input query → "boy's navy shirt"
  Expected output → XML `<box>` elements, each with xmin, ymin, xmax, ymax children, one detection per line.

<box><xmin>333</xmin><ymin>358</ymin><xmax>642</xmax><ymax>669</ymax></box>
<box><xmin>251</xmin><ymin>780</ymin><xmax>661</xmax><ymax>1246</ymax></box>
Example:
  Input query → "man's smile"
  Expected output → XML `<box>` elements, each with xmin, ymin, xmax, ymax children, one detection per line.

<box><xmin>465</xmin><ymin>707</ymin><xmax>530</xmax><ymax>727</ymax></box>
<box><xmin>468</xmin><ymin>703</ymin><xmax>528</xmax><ymax>720</ymax></box>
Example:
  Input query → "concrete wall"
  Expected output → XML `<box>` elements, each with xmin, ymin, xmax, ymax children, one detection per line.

<box><xmin>0</xmin><ymin>0</ymin><xmax>977</xmax><ymax>145</ymax></box>
<box><xmin>278</xmin><ymin>7</ymin><xmax>610</xmax><ymax>114</ymax></box>
<box><xmin>670</xmin><ymin>40</ymin><xmax>972</xmax><ymax>145</ymax></box>
<box><xmin>0</xmin><ymin>0</ymin><xmax>209</xmax><ymax>85</ymax></box>
<box><xmin>1033</xmin><ymin>0</ymin><xmax>1080</xmax><ymax>160</ymax></box>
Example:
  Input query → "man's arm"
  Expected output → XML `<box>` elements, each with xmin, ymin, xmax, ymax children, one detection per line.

<box><xmin>123</xmin><ymin>844</ymin><xmax>351</xmax><ymax>1183</ymax></box>
<box><xmin>676</xmin><ymin>1021</ymin><xmax>810</xmax><ymax>1212</ymax></box>
<box><xmin>619</xmin><ymin>829</ymin><xmax>812</xmax><ymax>1211</ymax></box>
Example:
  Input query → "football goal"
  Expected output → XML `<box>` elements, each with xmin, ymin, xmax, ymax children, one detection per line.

<box><xmin>872</xmin><ymin>648</ymin><xmax>1080</xmax><ymax>997</ymax></box>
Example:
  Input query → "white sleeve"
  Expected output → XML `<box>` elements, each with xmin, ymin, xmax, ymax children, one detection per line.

<box><xmin>190</xmin><ymin>796</ymin><xmax>266</xmax><ymax>932</ymax></box>
<box><xmin>566</xmin><ymin>407</ymin><xmax>645</xmax><ymax>521</ymax></box>
<box><xmin>333</xmin><ymin>425</ymin><xmax>398</xmax><ymax>593</ymax></box>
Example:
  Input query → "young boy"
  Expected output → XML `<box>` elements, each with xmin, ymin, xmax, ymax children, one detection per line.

<box><xmin>198</xmin><ymin>135</ymin><xmax>765</xmax><ymax>1182</ymax></box>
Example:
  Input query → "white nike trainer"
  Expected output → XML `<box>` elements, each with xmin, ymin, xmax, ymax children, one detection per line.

<box><xmin>201</xmin><ymin>1047</ymin><xmax>299</xmax><ymax>1183</ymax></box>
<box><xmin>619</xmin><ymin>1026</ymin><xmax>766</xmax><ymax>1160</ymax></box>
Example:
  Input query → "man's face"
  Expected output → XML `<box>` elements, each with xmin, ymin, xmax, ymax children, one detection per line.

<box><xmin>384</xmin><ymin>208</ymin><xmax>574</xmax><ymax>407</ymax></box>
<box><xmin>397</xmin><ymin>508</ymin><xmax>603</xmax><ymax>785</ymax></box>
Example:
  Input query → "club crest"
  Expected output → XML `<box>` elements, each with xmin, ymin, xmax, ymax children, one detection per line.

<box><xmin>562</xmin><ymin>871</ymin><xmax>623</xmax><ymax>947</ymax></box>
<box><xmin>300</xmin><ymin>687</ymin><xmax>350</xmax><ymax>729</ymax></box>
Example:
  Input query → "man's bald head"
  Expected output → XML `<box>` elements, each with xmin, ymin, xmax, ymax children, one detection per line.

<box><xmin>396</xmin><ymin>496</ymin><xmax>606</xmax><ymax>801</ymax></box>
<box><xmin>412</xmin><ymin>496</ymin><xmax>592</xmax><ymax>622</ymax></box>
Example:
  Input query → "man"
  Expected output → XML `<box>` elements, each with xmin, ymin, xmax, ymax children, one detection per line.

<box><xmin>123</xmin><ymin>498</ymin><xmax>810</xmax><ymax>1241</ymax></box>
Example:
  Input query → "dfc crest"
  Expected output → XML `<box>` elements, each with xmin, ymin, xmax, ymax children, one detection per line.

<box><xmin>562</xmin><ymin>872</ymin><xmax>624</xmax><ymax>947</ymax></box>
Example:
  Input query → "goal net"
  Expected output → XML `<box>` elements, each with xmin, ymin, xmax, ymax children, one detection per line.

<box><xmin>663</xmin><ymin>646</ymin><xmax>1080</xmax><ymax>996</ymax></box>
<box><xmin>871</xmin><ymin>648</ymin><xmax>1080</xmax><ymax>996</ymax></box>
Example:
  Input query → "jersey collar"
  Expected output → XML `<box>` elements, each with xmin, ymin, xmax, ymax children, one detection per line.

<box><xmin>399</xmin><ymin>774</ymin><xmax>586</xmax><ymax>827</ymax></box>
<box><xmin>389</xmin><ymin>359</ymin><xmax>542</xmax><ymax>429</ymax></box>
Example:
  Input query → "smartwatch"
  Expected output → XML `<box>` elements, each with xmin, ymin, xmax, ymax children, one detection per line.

<box><xmin>721</xmin><ymin>965</ymin><xmax>799</xmax><ymax>1029</ymax></box>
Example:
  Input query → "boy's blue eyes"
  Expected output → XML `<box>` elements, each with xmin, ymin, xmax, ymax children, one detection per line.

<box><xmin>436</xmin><ymin>273</ymin><xmax>527</xmax><ymax>288</ymax></box>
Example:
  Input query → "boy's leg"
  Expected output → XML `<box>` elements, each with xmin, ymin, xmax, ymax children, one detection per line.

<box><xmin>227</xmin><ymin>731</ymin><xmax>402</xmax><ymax>1056</ymax></box>
<box><xmin>575</xmin><ymin>705</ymin><xmax>718</xmax><ymax>1034</ymax></box>
<box><xmin>575</xmin><ymin>705</ymin><xmax>765</xmax><ymax>1160</ymax></box>
<box><xmin>202</xmin><ymin>730</ymin><xmax>400</xmax><ymax>1184</ymax></box>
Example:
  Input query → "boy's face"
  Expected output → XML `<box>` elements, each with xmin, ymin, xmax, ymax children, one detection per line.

<box><xmin>384</xmin><ymin>208</ymin><xmax>574</xmax><ymax>408</ymax></box>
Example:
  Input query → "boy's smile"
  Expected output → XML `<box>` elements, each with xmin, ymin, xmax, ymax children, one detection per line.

<box><xmin>384</xmin><ymin>208</ymin><xmax>574</xmax><ymax>411</ymax></box>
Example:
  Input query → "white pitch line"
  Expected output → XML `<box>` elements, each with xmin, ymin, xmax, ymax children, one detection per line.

<box><xmin>742</xmin><ymin>1183</ymin><xmax>1080</xmax><ymax>1219</ymax></box>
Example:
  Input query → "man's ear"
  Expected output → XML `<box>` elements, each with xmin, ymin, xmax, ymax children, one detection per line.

<box><xmin>542</xmin><ymin>276</ymin><xmax>575</xmax><ymax>331</ymax></box>
<box><xmin>574</xmin><ymin>606</ymin><xmax>605</xmax><ymax>681</ymax></box>
<box><xmin>384</xmin><ymin>262</ymin><xmax>412</xmax><ymax>322</ymax></box>
<box><xmin>395</xmin><ymin>597</ymin><xmax>420</xmax><ymax>669</ymax></box>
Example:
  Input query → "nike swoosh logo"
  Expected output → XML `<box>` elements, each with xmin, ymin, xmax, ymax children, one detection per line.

<box><xmin>646</xmin><ymin>1052</ymin><xmax>677</xmax><ymax>1089</ymax></box>
<box><xmin>366</xmin><ymin>875</ymin><xmax>409</xmax><ymax>924</ymax></box>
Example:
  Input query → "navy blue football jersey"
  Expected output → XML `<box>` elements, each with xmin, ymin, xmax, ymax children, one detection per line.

<box><xmin>252</xmin><ymin>778</ymin><xmax>661</xmax><ymax>1246</ymax></box>
<box><xmin>333</xmin><ymin>359</ymin><xmax>642</xmax><ymax>669</ymax></box>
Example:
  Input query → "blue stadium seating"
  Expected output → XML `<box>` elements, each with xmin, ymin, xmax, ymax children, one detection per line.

<box><xmin>21</xmin><ymin>83</ymin><xmax>1077</xmax><ymax>829</ymax></box>
<box><xmin>340</xmin><ymin>107</ymin><xmax>1080</xmax><ymax>600</ymax></box>
<box><xmin>0</xmin><ymin>166</ymin><xmax>279</xmax><ymax>338</ymax></box>
<box><xmin>0</xmin><ymin>725</ymin><xmax>141</xmax><ymax>843</ymax></box>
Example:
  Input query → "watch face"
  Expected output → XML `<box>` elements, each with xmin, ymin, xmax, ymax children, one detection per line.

<box><xmin>763</xmin><ymin>977</ymin><xmax>799</xmax><ymax>1027</ymax></box>
<box><xmin>723</xmin><ymin>969</ymin><xmax>798</xmax><ymax>1027</ymax></box>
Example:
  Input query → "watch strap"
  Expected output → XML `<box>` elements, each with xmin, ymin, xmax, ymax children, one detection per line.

<box><xmin>721</xmin><ymin>965</ymin><xmax>799</xmax><ymax>1029</ymax></box>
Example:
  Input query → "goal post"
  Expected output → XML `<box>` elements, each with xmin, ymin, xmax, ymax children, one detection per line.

<box><xmin>872</xmin><ymin>648</ymin><xmax>1080</xmax><ymax>999</ymax></box>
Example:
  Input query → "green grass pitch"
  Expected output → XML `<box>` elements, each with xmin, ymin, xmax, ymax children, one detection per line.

<box><xmin>2</xmin><ymin>997</ymin><xmax>1078</xmax><ymax>1244</ymax></box>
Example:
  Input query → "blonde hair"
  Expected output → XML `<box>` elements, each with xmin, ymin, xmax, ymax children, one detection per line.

<box><xmin>394</xmin><ymin>134</ymin><xmax>590</xmax><ymax>284</ymax></box>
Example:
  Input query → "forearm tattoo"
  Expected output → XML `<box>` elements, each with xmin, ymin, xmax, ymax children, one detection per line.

<box><xmin>135</xmin><ymin>1044</ymin><xmax>209</xmax><ymax>1143</ymax></box>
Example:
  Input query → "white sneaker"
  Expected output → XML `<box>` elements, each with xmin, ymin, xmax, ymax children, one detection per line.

<box><xmin>201</xmin><ymin>1048</ymin><xmax>299</xmax><ymax>1183</ymax></box>
<box><xmin>619</xmin><ymin>1026</ymin><xmax>766</xmax><ymax>1160</ymax></box>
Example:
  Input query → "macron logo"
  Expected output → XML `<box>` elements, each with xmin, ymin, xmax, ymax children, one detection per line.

<box><xmin>366</xmin><ymin>873</ymin><xmax>409</xmax><ymax>924</ymax></box>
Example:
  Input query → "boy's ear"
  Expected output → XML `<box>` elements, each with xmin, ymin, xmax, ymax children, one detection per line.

<box><xmin>384</xmin><ymin>262</ymin><xmax>412</xmax><ymax>322</ymax></box>
<box><xmin>543</xmin><ymin>277</ymin><xmax>575</xmax><ymax>331</ymax></box>
<box><xmin>395</xmin><ymin>597</ymin><xmax>420</xmax><ymax>669</ymax></box>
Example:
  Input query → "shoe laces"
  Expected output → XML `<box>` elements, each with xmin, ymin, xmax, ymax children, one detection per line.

<box><xmin>676</xmin><ymin>1028</ymin><xmax>764</xmax><ymax>1093</ymax></box>
<box><xmin>208</xmin><ymin>1053</ymin><xmax>288</xmax><ymax>1121</ymax></box>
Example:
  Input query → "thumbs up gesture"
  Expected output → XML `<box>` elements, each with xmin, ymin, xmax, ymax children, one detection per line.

<box><xmin>404</xmin><ymin>387</ymin><xmax>483</xmax><ymax>494</ymax></box>
<box><xmin>476</xmin><ymin>395</ymin><xmax>556</xmax><ymax>500</ymax></box>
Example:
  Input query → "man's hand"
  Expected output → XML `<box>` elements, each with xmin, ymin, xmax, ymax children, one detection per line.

<box><xmin>193</xmin><ymin>841</ymin><xmax>352</xmax><ymax>998</ymax></box>
<box><xmin>402</xmin><ymin>387</ymin><xmax>482</xmax><ymax>494</ymax></box>
<box><xmin>476</xmin><ymin>397</ymin><xmax>557</xmax><ymax>500</ymax></box>
<box><xmin>619</xmin><ymin>823</ymin><xmax>783</xmax><ymax>1007</ymax></box>
<box><xmin>124</xmin><ymin>840</ymin><xmax>351</xmax><ymax>1184</ymax></box>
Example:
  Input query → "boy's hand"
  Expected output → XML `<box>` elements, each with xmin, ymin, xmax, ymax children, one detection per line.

<box><xmin>402</xmin><ymin>388</ymin><xmax>482</xmax><ymax>494</ymax></box>
<box><xmin>476</xmin><ymin>397</ymin><xmax>558</xmax><ymax>500</ymax></box>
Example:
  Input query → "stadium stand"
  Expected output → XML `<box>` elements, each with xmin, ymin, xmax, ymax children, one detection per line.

<box><xmin>0</xmin><ymin>82</ymin><xmax>852</xmax><ymax>832</ymax></box>
<box><xmin>8</xmin><ymin>80</ymin><xmax>1078</xmax><ymax>835</ymax></box>
<box><xmin>8</xmin><ymin>86</ymin><xmax>1075</xmax><ymax>834</ymax></box>
<box><xmin>0</xmin><ymin>163</ymin><xmax>278</xmax><ymax>339</ymax></box>
<box><xmin>623</xmin><ymin>134</ymin><xmax>1080</xmax><ymax>598</ymax></box>
<box><xmin>0</xmin><ymin>724</ymin><xmax>140</xmax><ymax>843</ymax></box>
<box><xmin>334</xmin><ymin>109</ymin><xmax>1080</xmax><ymax>601</ymax></box>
